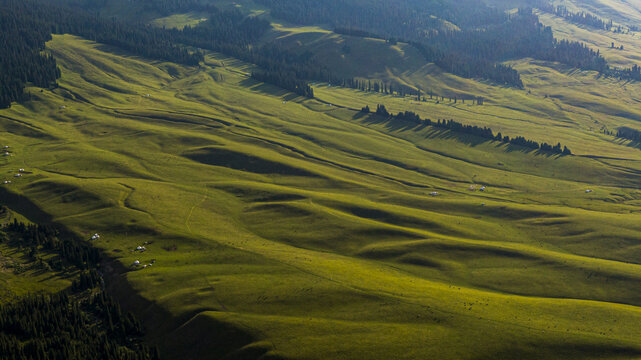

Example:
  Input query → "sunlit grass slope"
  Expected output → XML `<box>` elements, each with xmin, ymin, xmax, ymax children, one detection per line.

<box><xmin>3</xmin><ymin>34</ymin><xmax>641</xmax><ymax>359</ymax></box>
<box><xmin>554</xmin><ymin>0</ymin><xmax>641</xmax><ymax>26</ymax></box>
<box><xmin>151</xmin><ymin>13</ymin><xmax>207</xmax><ymax>30</ymax></box>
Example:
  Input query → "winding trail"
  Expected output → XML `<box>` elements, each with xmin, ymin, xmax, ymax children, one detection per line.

<box><xmin>185</xmin><ymin>183</ymin><xmax>209</xmax><ymax>234</ymax></box>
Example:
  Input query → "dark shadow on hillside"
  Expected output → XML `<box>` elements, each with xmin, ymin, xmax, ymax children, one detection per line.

<box><xmin>93</xmin><ymin>43</ymin><xmax>155</xmax><ymax>62</ymax></box>
<box><xmin>358</xmin><ymin>113</ymin><xmax>436</xmax><ymax>134</ymax></box>
<box><xmin>358</xmin><ymin>113</ymin><xmax>488</xmax><ymax>146</ymax></box>
<box><xmin>497</xmin><ymin>143</ymin><xmax>567</xmax><ymax>158</ymax></box>
<box><xmin>0</xmin><ymin>115</ymin><xmax>59</xmax><ymax>140</ymax></box>
<box><xmin>533</xmin><ymin>149</ymin><xmax>564</xmax><ymax>158</ymax></box>
<box><xmin>424</xmin><ymin>128</ymin><xmax>490</xmax><ymax>147</ymax></box>
<box><xmin>184</xmin><ymin>147</ymin><xmax>321</xmax><ymax>177</ymax></box>
<box><xmin>357</xmin><ymin>114</ymin><xmax>567</xmax><ymax>157</ymax></box>
<box><xmin>238</xmin><ymin>78</ymin><xmax>293</xmax><ymax>98</ymax></box>
<box><xmin>486</xmin><ymin>343</ymin><xmax>641</xmax><ymax>360</ymax></box>
<box><xmin>616</xmin><ymin>137</ymin><xmax>641</xmax><ymax>151</ymax></box>
<box><xmin>0</xmin><ymin>187</ymin><xmax>277</xmax><ymax>360</ymax></box>
<box><xmin>495</xmin><ymin>142</ymin><xmax>538</xmax><ymax>155</ymax></box>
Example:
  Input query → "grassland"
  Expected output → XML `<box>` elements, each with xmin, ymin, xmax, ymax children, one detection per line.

<box><xmin>151</xmin><ymin>13</ymin><xmax>208</xmax><ymax>30</ymax></box>
<box><xmin>553</xmin><ymin>0</ymin><xmax>641</xmax><ymax>26</ymax></box>
<box><xmin>3</xmin><ymin>29</ymin><xmax>641</xmax><ymax>359</ymax></box>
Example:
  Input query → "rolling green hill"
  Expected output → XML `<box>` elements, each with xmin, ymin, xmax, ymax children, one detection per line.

<box><xmin>554</xmin><ymin>0</ymin><xmax>641</xmax><ymax>26</ymax></box>
<box><xmin>2</xmin><ymin>28</ymin><xmax>641</xmax><ymax>358</ymax></box>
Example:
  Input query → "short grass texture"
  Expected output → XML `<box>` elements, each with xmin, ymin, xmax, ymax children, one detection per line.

<box><xmin>3</xmin><ymin>31</ymin><xmax>641</xmax><ymax>359</ymax></box>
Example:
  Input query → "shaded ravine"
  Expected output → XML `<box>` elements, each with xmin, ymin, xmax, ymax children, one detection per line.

<box><xmin>0</xmin><ymin>186</ymin><xmax>276</xmax><ymax>360</ymax></box>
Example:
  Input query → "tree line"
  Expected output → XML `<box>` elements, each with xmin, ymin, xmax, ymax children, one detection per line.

<box><xmin>547</xmin><ymin>5</ymin><xmax>613</xmax><ymax>31</ymax></box>
<box><xmin>615</xmin><ymin>126</ymin><xmax>641</xmax><ymax>142</ymax></box>
<box><xmin>346</xmin><ymin>78</ymin><xmax>485</xmax><ymax>105</ymax></box>
<box><xmin>0</xmin><ymin>215</ymin><xmax>160</xmax><ymax>359</ymax></box>
<box><xmin>334</xmin><ymin>27</ymin><xmax>385</xmax><ymax>40</ymax></box>
<box><xmin>0</xmin><ymin>0</ymin><xmax>59</xmax><ymax>108</ymax></box>
<box><xmin>369</xmin><ymin>104</ymin><xmax>571</xmax><ymax>155</ymax></box>
<box><xmin>409</xmin><ymin>9</ymin><xmax>611</xmax><ymax>86</ymax></box>
<box><xmin>251</xmin><ymin>70</ymin><xmax>314</xmax><ymax>97</ymax></box>
<box><xmin>52</xmin><ymin>0</ymin><xmax>214</xmax><ymax>18</ymax></box>
<box><xmin>342</xmin><ymin>78</ymin><xmax>422</xmax><ymax>98</ymax></box>
<box><xmin>5</xmin><ymin>219</ymin><xmax>100</xmax><ymax>270</ymax></box>
<box><xmin>0</xmin><ymin>0</ymin><xmax>202</xmax><ymax>109</ymax></box>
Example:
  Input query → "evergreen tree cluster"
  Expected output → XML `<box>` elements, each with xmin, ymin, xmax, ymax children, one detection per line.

<box><xmin>0</xmin><ymin>0</ymin><xmax>60</xmax><ymax>108</ymax></box>
<box><xmin>348</xmin><ymin>80</ymin><xmax>486</xmax><ymax>104</ymax></box>
<box><xmin>5</xmin><ymin>219</ymin><xmax>100</xmax><ymax>270</ymax></box>
<box><xmin>613</xmin><ymin>64</ymin><xmax>641</xmax><ymax>81</ymax></box>
<box><xmin>251</xmin><ymin>70</ymin><xmax>314</xmax><ymax>98</ymax></box>
<box><xmin>539</xmin><ymin>39</ymin><xmax>607</xmax><ymax>72</ymax></box>
<box><xmin>411</xmin><ymin>41</ymin><xmax>523</xmax><ymax>87</ymax></box>
<box><xmin>333</xmin><ymin>27</ymin><xmax>384</xmax><ymax>40</ymax></box>
<box><xmin>616</xmin><ymin>126</ymin><xmax>641</xmax><ymax>142</ymax></box>
<box><xmin>72</xmin><ymin>269</ymin><xmax>103</xmax><ymax>291</ymax></box>
<box><xmin>52</xmin><ymin>0</ymin><xmax>211</xmax><ymax>18</ymax></box>
<box><xmin>175</xmin><ymin>8</ymin><xmax>271</xmax><ymax>49</ymax></box>
<box><xmin>0</xmin><ymin>215</ymin><xmax>160</xmax><ymax>360</ymax></box>
<box><xmin>551</xmin><ymin>6</ymin><xmax>612</xmax><ymax>31</ymax></box>
<box><xmin>372</xmin><ymin>104</ymin><xmax>571</xmax><ymax>154</ymax></box>
<box><xmin>342</xmin><ymin>78</ymin><xmax>429</xmax><ymax>99</ymax></box>
<box><xmin>134</xmin><ymin>0</ymin><xmax>212</xmax><ymax>17</ymax></box>
<box><xmin>0</xmin><ymin>291</ymin><xmax>158</xmax><ymax>360</ymax></box>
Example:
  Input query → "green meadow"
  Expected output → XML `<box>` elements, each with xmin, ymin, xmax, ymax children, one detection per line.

<box><xmin>3</xmin><ymin>20</ymin><xmax>641</xmax><ymax>358</ymax></box>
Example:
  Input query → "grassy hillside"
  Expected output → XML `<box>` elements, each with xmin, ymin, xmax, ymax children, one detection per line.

<box><xmin>3</xmin><ymin>32</ymin><xmax>641</xmax><ymax>359</ymax></box>
<box><xmin>267</xmin><ymin>19</ymin><xmax>641</xmax><ymax>160</ymax></box>
<box><xmin>554</xmin><ymin>0</ymin><xmax>641</xmax><ymax>26</ymax></box>
<box><xmin>539</xmin><ymin>10</ymin><xmax>641</xmax><ymax>68</ymax></box>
